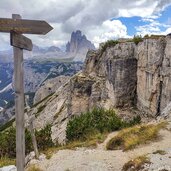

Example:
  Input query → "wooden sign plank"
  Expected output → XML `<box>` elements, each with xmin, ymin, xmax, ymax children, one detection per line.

<box><xmin>0</xmin><ymin>18</ymin><xmax>53</xmax><ymax>34</ymax></box>
<box><xmin>11</xmin><ymin>31</ymin><xmax>33</xmax><ymax>51</ymax></box>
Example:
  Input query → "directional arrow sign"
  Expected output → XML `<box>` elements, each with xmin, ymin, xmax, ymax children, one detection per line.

<box><xmin>11</xmin><ymin>31</ymin><xmax>33</xmax><ymax>51</ymax></box>
<box><xmin>0</xmin><ymin>14</ymin><xmax>53</xmax><ymax>171</ymax></box>
<box><xmin>0</xmin><ymin>18</ymin><xmax>53</xmax><ymax>34</ymax></box>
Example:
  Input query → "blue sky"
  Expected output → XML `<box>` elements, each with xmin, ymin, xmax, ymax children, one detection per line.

<box><xmin>114</xmin><ymin>4</ymin><xmax>171</xmax><ymax>36</ymax></box>
<box><xmin>0</xmin><ymin>0</ymin><xmax>171</xmax><ymax>50</ymax></box>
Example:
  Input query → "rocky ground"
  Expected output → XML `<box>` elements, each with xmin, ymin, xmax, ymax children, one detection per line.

<box><xmin>26</xmin><ymin>120</ymin><xmax>171</xmax><ymax>171</ymax></box>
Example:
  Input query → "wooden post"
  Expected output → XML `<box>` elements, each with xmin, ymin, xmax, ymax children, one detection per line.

<box><xmin>29</xmin><ymin>118</ymin><xmax>39</xmax><ymax>159</ymax></box>
<box><xmin>25</xmin><ymin>95</ymin><xmax>39</xmax><ymax>159</ymax></box>
<box><xmin>12</xmin><ymin>14</ymin><xmax>25</xmax><ymax>171</ymax></box>
<box><xmin>0</xmin><ymin>14</ymin><xmax>53</xmax><ymax>171</ymax></box>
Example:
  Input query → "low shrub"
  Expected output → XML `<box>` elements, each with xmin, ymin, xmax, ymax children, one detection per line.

<box><xmin>0</xmin><ymin>124</ymin><xmax>54</xmax><ymax>158</ymax></box>
<box><xmin>101</xmin><ymin>40</ymin><xmax>119</xmax><ymax>54</ymax></box>
<box><xmin>153</xmin><ymin>150</ymin><xmax>167</xmax><ymax>155</ymax></box>
<box><xmin>66</xmin><ymin>108</ymin><xmax>141</xmax><ymax>141</ymax></box>
<box><xmin>122</xmin><ymin>155</ymin><xmax>150</xmax><ymax>171</ymax></box>
<box><xmin>26</xmin><ymin>165</ymin><xmax>43</xmax><ymax>171</ymax></box>
<box><xmin>106</xmin><ymin>122</ymin><xmax>167</xmax><ymax>151</ymax></box>
<box><xmin>35</xmin><ymin>124</ymin><xmax>54</xmax><ymax>150</ymax></box>
<box><xmin>132</xmin><ymin>35</ymin><xmax>143</xmax><ymax>45</ymax></box>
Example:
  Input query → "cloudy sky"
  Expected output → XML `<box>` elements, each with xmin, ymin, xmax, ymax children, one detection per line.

<box><xmin>0</xmin><ymin>0</ymin><xmax>171</xmax><ymax>50</ymax></box>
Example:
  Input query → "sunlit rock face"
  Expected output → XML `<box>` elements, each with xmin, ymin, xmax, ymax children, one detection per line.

<box><xmin>28</xmin><ymin>35</ymin><xmax>171</xmax><ymax>144</ymax></box>
<box><xmin>136</xmin><ymin>36</ymin><xmax>171</xmax><ymax>116</ymax></box>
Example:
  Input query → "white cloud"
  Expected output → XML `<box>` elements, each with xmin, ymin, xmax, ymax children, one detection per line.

<box><xmin>136</xmin><ymin>16</ymin><xmax>171</xmax><ymax>36</ymax></box>
<box><xmin>87</xmin><ymin>20</ymin><xmax>129</xmax><ymax>48</ymax></box>
<box><xmin>0</xmin><ymin>0</ymin><xmax>171</xmax><ymax>49</ymax></box>
<box><xmin>164</xmin><ymin>27</ymin><xmax>171</xmax><ymax>34</ymax></box>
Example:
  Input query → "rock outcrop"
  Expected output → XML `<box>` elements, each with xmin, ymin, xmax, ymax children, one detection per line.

<box><xmin>34</xmin><ymin>76</ymin><xmax>70</xmax><ymax>104</ymax></box>
<box><xmin>136</xmin><ymin>36</ymin><xmax>171</xmax><ymax>116</ymax></box>
<box><xmin>28</xmin><ymin>35</ymin><xmax>171</xmax><ymax>144</ymax></box>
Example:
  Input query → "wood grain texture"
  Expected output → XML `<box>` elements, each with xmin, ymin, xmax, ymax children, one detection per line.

<box><xmin>10</xmin><ymin>31</ymin><xmax>33</xmax><ymax>51</ymax></box>
<box><xmin>29</xmin><ymin>119</ymin><xmax>39</xmax><ymax>159</ymax></box>
<box><xmin>12</xmin><ymin>14</ymin><xmax>25</xmax><ymax>171</ymax></box>
<box><xmin>0</xmin><ymin>18</ymin><xmax>53</xmax><ymax>34</ymax></box>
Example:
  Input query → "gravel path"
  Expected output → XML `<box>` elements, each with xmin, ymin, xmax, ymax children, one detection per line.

<box><xmin>35</xmin><ymin>124</ymin><xmax>171</xmax><ymax>171</ymax></box>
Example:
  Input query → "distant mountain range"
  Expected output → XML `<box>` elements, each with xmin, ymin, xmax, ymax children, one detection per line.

<box><xmin>0</xmin><ymin>30</ymin><xmax>95</xmax><ymax>63</ymax></box>
<box><xmin>0</xmin><ymin>30</ymin><xmax>94</xmax><ymax>116</ymax></box>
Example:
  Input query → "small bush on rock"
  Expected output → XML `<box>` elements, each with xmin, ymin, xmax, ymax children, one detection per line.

<box><xmin>101</xmin><ymin>40</ymin><xmax>119</xmax><ymax>54</ymax></box>
<box><xmin>132</xmin><ymin>35</ymin><xmax>143</xmax><ymax>45</ymax></box>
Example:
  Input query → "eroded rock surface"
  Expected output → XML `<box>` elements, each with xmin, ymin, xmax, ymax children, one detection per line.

<box><xmin>29</xmin><ymin>35</ymin><xmax>171</xmax><ymax>144</ymax></box>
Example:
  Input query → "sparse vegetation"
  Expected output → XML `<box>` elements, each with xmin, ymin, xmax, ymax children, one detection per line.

<box><xmin>106</xmin><ymin>122</ymin><xmax>167</xmax><ymax>151</ymax></box>
<box><xmin>153</xmin><ymin>150</ymin><xmax>167</xmax><ymax>155</ymax></box>
<box><xmin>143</xmin><ymin>34</ymin><xmax>166</xmax><ymax>39</ymax></box>
<box><xmin>35</xmin><ymin>124</ymin><xmax>54</xmax><ymax>150</ymax></box>
<box><xmin>32</xmin><ymin>93</ymin><xmax>54</xmax><ymax>108</ymax></box>
<box><xmin>0</xmin><ymin>118</ymin><xmax>15</xmax><ymax>132</ymax></box>
<box><xmin>0</xmin><ymin>124</ymin><xmax>54</xmax><ymax>159</ymax></box>
<box><xmin>101</xmin><ymin>40</ymin><xmax>119</xmax><ymax>54</ymax></box>
<box><xmin>122</xmin><ymin>155</ymin><xmax>150</xmax><ymax>171</ymax></box>
<box><xmin>66</xmin><ymin>108</ymin><xmax>141</xmax><ymax>142</ymax></box>
<box><xmin>132</xmin><ymin>35</ymin><xmax>143</xmax><ymax>45</ymax></box>
<box><xmin>35</xmin><ymin>104</ymin><xmax>46</xmax><ymax>117</ymax></box>
<box><xmin>54</xmin><ymin>105</ymin><xmax>65</xmax><ymax>120</ymax></box>
<box><xmin>26</xmin><ymin>165</ymin><xmax>43</xmax><ymax>171</ymax></box>
<box><xmin>44</xmin><ymin>131</ymin><xmax>107</xmax><ymax>159</ymax></box>
<box><xmin>0</xmin><ymin>157</ymin><xmax>15</xmax><ymax>167</ymax></box>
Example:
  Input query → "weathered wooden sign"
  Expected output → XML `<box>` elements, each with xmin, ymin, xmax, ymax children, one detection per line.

<box><xmin>0</xmin><ymin>14</ymin><xmax>53</xmax><ymax>171</ymax></box>
<box><xmin>11</xmin><ymin>32</ymin><xmax>33</xmax><ymax>51</ymax></box>
<box><xmin>0</xmin><ymin>18</ymin><xmax>53</xmax><ymax>34</ymax></box>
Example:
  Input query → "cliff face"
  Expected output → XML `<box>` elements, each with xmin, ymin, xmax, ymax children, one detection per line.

<box><xmin>84</xmin><ymin>42</ymin><xmax>137</xmax><ymax>108</ymax></box>
<box><xmin>136</xmin><ymin>36</ymin><xmax>171</xmax><ymax>116</ymax></box>
<box><xmin>34</xmin><ymin>76</ymin><xmax>70</xmax><ymax>104</ymax></box>
<box><xmin>28</xmin><ymin>35</ymin><xmax>171</xmax><ymax>144</ymax></box>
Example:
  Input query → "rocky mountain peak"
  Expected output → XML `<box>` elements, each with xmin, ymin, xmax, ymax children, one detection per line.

<box><xmin>66</xmin><ymin>30</ymin><xmax>95</xmax><ymax>54</ymax></box>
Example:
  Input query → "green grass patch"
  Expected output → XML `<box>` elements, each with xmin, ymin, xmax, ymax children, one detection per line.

<box><xmin>0</xmin><ymin>157</ymin><xmax>15</xmax><ymax>167</ymax></box>
<box><xmin>106</xmin><ymin>122</ymin><xmax>167</xmax><ymax>151</ymax></box>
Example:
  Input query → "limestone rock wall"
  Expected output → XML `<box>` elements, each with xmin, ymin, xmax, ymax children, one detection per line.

<box><xmin>28</xmin><ymin>35</ymin><xmax>171</xmax><ymax>144</ymax></box>
<box><xmin>136</xmin><ymin>36</ymin><xmax>171</xmax><ymax>116</ymax></box>
<box><xmin>84</xmin><ymin>42</ymin><xmax>137</xmax><ymax>108</ymax></box>
<box><xmin>34</xmin><ymin>76</ymin><xmax>70</xmax><ymax>104</ymax></box>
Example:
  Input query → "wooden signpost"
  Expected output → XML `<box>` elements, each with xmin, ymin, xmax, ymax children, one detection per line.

<box><xmin>0</xmin><ymin>14</ymin><xmax>53</xmax><ymax>171</ymax></box>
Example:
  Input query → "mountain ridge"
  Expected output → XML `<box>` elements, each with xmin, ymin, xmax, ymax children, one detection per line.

<box><xmin>27</xmin><ymin>35</ymin><xmax>171</xmax><ymax>145</ymax></box>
